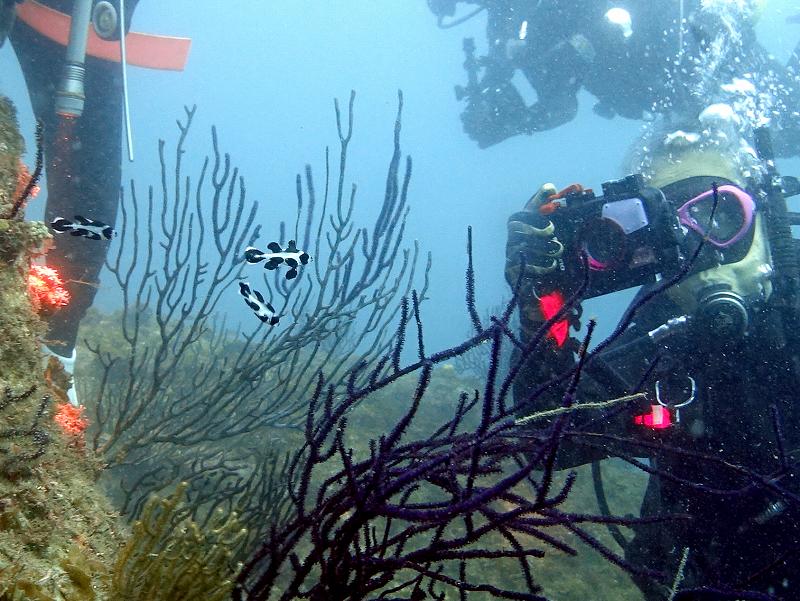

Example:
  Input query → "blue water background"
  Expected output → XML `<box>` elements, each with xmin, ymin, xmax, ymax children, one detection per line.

<box><xmin>2</xmin><ymin>1</ymin><xmax>800</xmax><ymax>351</ymax></box>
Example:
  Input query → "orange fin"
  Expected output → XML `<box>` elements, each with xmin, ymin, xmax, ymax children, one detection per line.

<box><xmin>16</xmin><ymin>0</ymin><xmax>191</xmax><ymax>71</ymax></box>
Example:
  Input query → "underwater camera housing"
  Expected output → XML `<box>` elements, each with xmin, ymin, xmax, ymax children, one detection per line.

<box><xmin>549</xmin><ymin>174</ymin><xmax>683</xmax><ymax>298</ymax></box>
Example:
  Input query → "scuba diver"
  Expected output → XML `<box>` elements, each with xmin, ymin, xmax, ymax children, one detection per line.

<box><xmin>506</xmin><ymin>123</ymin><xmax>800</xmax><ymax>598</ymax></box>
<box><xmin>427</xmin><ymin>0</ymin><xmax>800</xmax><ymax>154</ymax></box>
<box><xmin>2</xmin><ymin>1</ymin><xmax>188</xmax><ymax>404</ymax></box>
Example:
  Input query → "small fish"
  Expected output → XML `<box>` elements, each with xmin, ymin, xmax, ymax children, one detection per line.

<box><xmin>245</xmin><ymin>240</ymin><xmax>311</xmax><ymax>280</ymax></box>
<box><xmin>239</xmin><ymin>282</ymin><xmax>280</xmax><ymax>325</ymax></box>
<box><xmin>51</xmin><ymin>215</ymin><xmax>116</xmax><ymax>241</ymax></box>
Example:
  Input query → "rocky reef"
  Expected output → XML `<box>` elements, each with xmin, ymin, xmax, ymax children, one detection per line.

<box><xmin>0</xmin><ymin>95</ymin><xmax>124</xmax><ymax>600</ymax></box>
<box><xmin>0</xmin><ymin>95</ymin><xmax>246</xmax><ymax>601</ymax></box>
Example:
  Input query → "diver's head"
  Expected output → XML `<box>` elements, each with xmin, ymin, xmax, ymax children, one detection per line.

<box><xmin>645</xmin><ymin>146</ymin><xmax>773</xmax><ymax>341</ymax></box>
<box><xmin>647</xmin><ymin>146</ymin><xmax>745</xmax><ymax>190</ymax></box>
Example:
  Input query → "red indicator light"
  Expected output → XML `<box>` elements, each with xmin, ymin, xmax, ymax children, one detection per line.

<box><xmin>634</xmin><ymin>405</ymin><xmax>672</xmax><ymax>429</ymax></box>
<box><xmin>538</xmin><ymin>291</ymin><xmax>569</xmax><ymax>347</ymax></box>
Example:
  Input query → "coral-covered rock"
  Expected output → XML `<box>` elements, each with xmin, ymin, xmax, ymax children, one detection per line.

<box><xmin>28</xmin><ymin>264</ymin><xmax>71</xmax><ymax>315</ymax></box>
<box><xmin>0</xmin><ymin>94</ymin><xmax>126</xmax><ymax>600</ymax></box>
<box><xmin>0</xmin><ymin>96</ymin><xmax>23</xmax><ymax>219</ymax></box>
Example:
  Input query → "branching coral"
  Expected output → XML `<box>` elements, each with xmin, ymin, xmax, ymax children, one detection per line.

<box><xmin>231</xmin><ymin>230</ymin><xmax>668</xmax><ymax>601</ymax></box>
<box><xmin>232</xmin><ymin>224</ymin><xmax>799</xmax><ymax>601</ymax></box>
<box><xmin>81</xmin><ymin>93</ymin><xmax>428</xmax><ymax>539</ymax></box>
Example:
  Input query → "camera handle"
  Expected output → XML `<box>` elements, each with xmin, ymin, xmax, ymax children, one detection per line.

<box><xmin>454</xmin><ymin>37</ymin><xmax>480</xmax><ymax>101</ymax></box>
<box><xmin>755</xmin><ymin>129</ymin><xmax>800</xmax><ymax>292</ymax></box>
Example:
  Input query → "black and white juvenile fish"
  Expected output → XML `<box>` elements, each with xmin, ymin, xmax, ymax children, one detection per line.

<box><xmin>50</xmin><ymin>215</ymin><xmax>116</xmax><ymax>241</ymax></box>
<box><xmin>239</xmin><ymin>282</ymin><xmax>280</xmax><ymax>325</ymax></box>
<box><xmin>245</xmin><ymin>240</ymin><xmax>311</xmax><ymax>280</ymax></box>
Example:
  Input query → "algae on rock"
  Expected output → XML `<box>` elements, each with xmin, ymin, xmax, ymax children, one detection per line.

<box><xmin>0</xmin><ymin>96</ymin><xmax>24</xmax><ymax>217</ymax></box>
<box><xmin>0</xmin><ymin>95</ymin><xmax>125</xmax><ymax>601</ymax></box>
<box><xmin>1</xmin><ymin>93</ymin><xmax>250</xmax><ymax>601</ymax></box>
<box><xmin>0</xmin><ymin>96</ymin><xmax>49</xmax><ymax>384</ymax></box>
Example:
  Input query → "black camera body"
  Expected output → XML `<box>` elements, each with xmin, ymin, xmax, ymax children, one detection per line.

<box><xmin>548</xmin><ymin>174</ymin><xmax>684</xmax><ymax>298</ymax></box>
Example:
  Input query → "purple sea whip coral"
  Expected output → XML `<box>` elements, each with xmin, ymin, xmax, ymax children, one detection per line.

<box><xmin>232</xmin><ymin>229</ymin><xmax>672</xmax><ymax>601</ymax></box>
<box><xmin>232</xmin><ymin>217</ymin><xmax>800</xmax><ymax>600</ymax></box>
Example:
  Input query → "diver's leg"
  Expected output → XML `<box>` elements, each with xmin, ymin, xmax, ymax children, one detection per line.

<box><xmin>624</xmin><ymin>475</ymin><xmax>679</xmax><ymax>601</ymax></box>
<box><xmin>10</xmin><ymin>17</ymin><xmax>122</xmax><ymax>355</ymax></box>
<box><xmin>43</xmin><ymin>51</ymin><xmax>122</xmax><ymax>354</ymax></box>
<box><xmin>625</xmin><ymin>533</ymin><xmax>670</xmax><ymax>601</ymax></box>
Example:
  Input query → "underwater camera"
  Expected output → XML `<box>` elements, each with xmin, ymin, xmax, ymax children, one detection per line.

<box><xmin>547</xmin><ymin>174</ymin><xmax>683</xmax><ymax>299</ymax></box>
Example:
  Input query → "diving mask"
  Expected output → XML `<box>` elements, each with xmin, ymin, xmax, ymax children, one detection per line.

<box><xmin>676</xmin><ymin>184</ymin><xmax>756</xmax><ymax>249</ymax></box>
<box><xmin>662</xmin><ymin>176</ymin><xmax>758</xmax><ymax>265</ymax></box>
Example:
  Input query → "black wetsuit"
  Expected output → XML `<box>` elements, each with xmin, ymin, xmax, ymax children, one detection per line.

<box><xmin>514</xmin><ymin>289</ymin><xmax>800</xmax><ymax>600</ymax></box>
<box><xmin>9</xmin><ymin>0</ymin><xmax>139</xmax><ymax>354</ymax></box>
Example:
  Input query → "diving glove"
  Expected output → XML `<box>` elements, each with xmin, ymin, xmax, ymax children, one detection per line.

<box><xmin>505</xmin><ymin>183</ymin><xmax>565</xmax><ymax>287</ymax></box>
<box><xmin>506</xmin><ymin>183</ymin><xmax>583</xmax><ymax>338</ymax></box>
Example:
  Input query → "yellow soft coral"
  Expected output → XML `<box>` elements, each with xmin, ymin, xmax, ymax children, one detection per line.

<box><xmin>111</xmin><ymin>482</ymin><xmax>246</xmax><ymax>601</ymax></box>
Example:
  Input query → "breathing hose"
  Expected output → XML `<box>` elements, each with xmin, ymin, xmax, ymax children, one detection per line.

<box><xmin>754</xmin><ymin>128</ymin><xmax>800</xmax><ymax>329</ymax></box>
